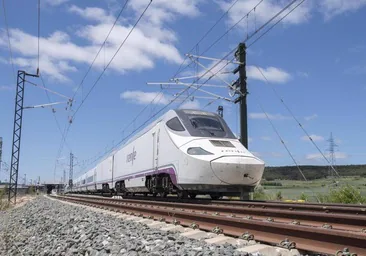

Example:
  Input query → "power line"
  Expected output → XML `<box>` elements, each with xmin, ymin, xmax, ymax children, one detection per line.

<box><xmin>173</xmin><ymin>0</ymin><xmax>265</xmax><ymax>80</ymax></box>
<box><xmin>77</xmin><ymin>0</ymin><xmax>267</xmax><ymax>169</ymax></box>
<box><xmin>81</xmin><ymin>44</ymin><xmax>238</xmax><ymax>171</ymax></box>
<box><xmin>253</xmin><ymin>64</ymin><xmax>341</xmax><ymax>178</ymax></box>
<box><xmin>74</xmin><ymin>0</ymin><xmax>305</xmax><ymax>174</ymax></box>
<box><xmin>178</xmin><ymin>0</ymin><xmax>303</xmax><ymax>108</ymax></box>
<box><xmin>53</xmin><ymin>0</ymin><xmax>131</xmax><ymax>176</ymax></box>
<box><xmin>53</xmin><ymin>0</ymin><xmax>153</xmax><ymax>178</ymax></box>
<box><xmin>39</xmin><ymin>74</ymin><xmax>72</xmax><ymax>151</ymax></box>
<box><xmin>37</xmin><ymin>0</ymin><xmax>40</xmax><ymax>73</ymax></box>
<box><xmin>2</xmin><ymin>0</ymin><xmax>16</xmax><ymax>82</ymax></box>
<box><xmin>172</xmin><ymin>0</ymin><xmax>246</xmax><ymax>78</ymax></box>
<box><xmin>247</xmin><ymin>0</ymin><xmax>306</xmax><ymax>48</ymax></box>
<box><xmin>71</xmin><ymin>0</ymin><xmax>130</xmax><ymax>101</ymax></box>
<box><xmin>72</xmin><ymin>0</ymin><xmax>152</xmax><ymax>119</ymax></box>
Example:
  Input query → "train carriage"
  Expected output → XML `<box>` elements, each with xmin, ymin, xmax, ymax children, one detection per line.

<box><xmin>71</xmin><ymin>109</ymin><xmax>265</xmax><ymax>199</ymax></box>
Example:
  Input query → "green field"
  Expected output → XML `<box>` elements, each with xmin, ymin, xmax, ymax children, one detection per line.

<box><xmin>260</xmin><ymin>177</ymin><xmax>366</xmax><ymax>202</ymax></box>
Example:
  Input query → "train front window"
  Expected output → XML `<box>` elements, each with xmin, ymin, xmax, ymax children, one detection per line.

<box><xmin>175</xmin><ymin>110</ymin><xmax>236</xmax><ymax>139</ymax></box>
<box><xmin>166</xmin><ymin>117</ymin><xmax>185</xmax><ymax>131</ymax></box>
<box><xmin>189</xmin><ymin>117</ymin><xmax>224</xmax><ymax>131</ymax></box>
<box><xmin>187</xmin><ymin>115</ymin><xmax>228</xmax><ymax>137</ymax></box>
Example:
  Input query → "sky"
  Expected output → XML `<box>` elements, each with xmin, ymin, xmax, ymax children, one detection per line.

<box><xmin>0</xmin><ymin>0</ymin><xmax>365</xmax><ymax>184</ymax></box>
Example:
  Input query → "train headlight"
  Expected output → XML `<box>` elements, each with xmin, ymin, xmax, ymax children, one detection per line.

<box><xmin>187</xmin><ymin>147</ymin><xmax>213</xmax><ymax>155</ymax></box>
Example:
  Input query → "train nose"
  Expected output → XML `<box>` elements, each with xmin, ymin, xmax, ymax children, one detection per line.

<box><xmin>210</xmin><ymin>156</ymin><xmax>265</xmax><ymax>185</ymax></box>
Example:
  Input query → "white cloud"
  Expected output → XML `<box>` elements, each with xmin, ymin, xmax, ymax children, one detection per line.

<box><xmin>301</xmin><ymin>134</ymin><xmax>324</xmax><ymax>142</ymax></box>
<box><xmin>0</xmin><ymin>85</ymin><xmax>14</xmax><ymax>91</ymax></box>
<box><xmin>296</xmin><ymin>71</ymin><xmax>309</xmax><ymax>78</ymax></box>
<box><xmin>348</xmin><ymin>44</ymin><xmax>366</xmax><ymax>53</ymax></box>
<box><xmin>43</xmin><ymin>0</ymin><xmax>70</xmax><ymax>6</ymax></box>
<box><xmin>0</xmin><ymin>2</ymin><xmax>201</xmax><ymax>82</ymax></box>
<box><xmin>247</xmin><ymin>66</ymin><xmax>291</xmax><ymax>84</ymax></box>
<box><xmin>120</xmin><ymin>90</ymin><xmax>201</xmax><ymax>109</ymax></box>
<box><xmin>304</xmin><ymin>114</ymin><xmax>318</xmax><ymax>121</ymax></box>
<box><xmin>179</xmin><ymin>100</ymin><xmax>200</xmax><ymax>109</ymax></box>
<box><xmin>306</xmin><ymin>152</ymin><xmax>348</xmax><ymax>160</ymax></box>
<box><xmin>128</xmin><ymin>0</ymin><xmax>201</xmax><ymax>26</ymax></box>
<box><xmin>218</xmin><ymin>0</ymin><xmax>366</xmax><ymax>31</ymax></box>
<box><xmin>260</xmin><ymin>136</ymin><xmax>271</xmax><ymax>141</ymax></box>
<box><xmin>217</xmin><ymin>0</ymin><xmax>312</xmax><ymax>31</ymax></box>
<box><xmin>12</xmin><ymin>56</ymin><xmax>77</xmax><ymax>82</ymax></box>
<box><xmin>193</xmin><ymin>59</ymin><xmax>291</xmax><ymax>85</ymax></box>
<box><xmin>120</xmin><ymin>90</ymin><xmax>171</xmax><ymax>105</ymax></box>
<box><xmin>249</xmin><ymin>112</ymin><xmax>290</xmax><ymax>120</ymax></box>
<box><xmin>345</xmin><ymin>65</ymin><xmax>366</xmax><ymax>75</ymax></box>
<box><xmin>69</xmin><ymin>5</ymin><xmax>115</xmax><ymax>23</ymax></box>
<box><xmin>335</xmin><ymin>138</ymin><xmax>342</xmax><ymax>145</ymax></box>
<box><xmin>319</xmin><ymin>0</ymin><xmax>366</xmax><ymax>19</ymax></box>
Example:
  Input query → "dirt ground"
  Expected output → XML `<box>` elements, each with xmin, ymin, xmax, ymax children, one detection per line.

<box><xmin>1</xmin><ymin>194</ymin><xmax>39</xmax><ymax>211</ymax></box>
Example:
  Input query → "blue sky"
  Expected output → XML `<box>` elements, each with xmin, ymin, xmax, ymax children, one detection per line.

<box><xmin>0</xmin><ymin>0</ymin><xmax>365</xmax><ymax>184</ymax></box>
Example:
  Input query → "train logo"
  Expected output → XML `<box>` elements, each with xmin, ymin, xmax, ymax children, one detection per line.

<box><xmin>126</xmin><ymin>147</ymin><xmax>137</xmax><ymax>165</ymax></box>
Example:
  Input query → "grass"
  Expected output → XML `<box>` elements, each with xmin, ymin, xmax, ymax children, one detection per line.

<box><xmin>257</xmin><ymin>177</ymin><xmax>366</xmax><ymax>204</ymax></box>
<box><xmin>0</xmin><ymin>188</ymin><xmax>10</xmax><ymax>210</ymax></box>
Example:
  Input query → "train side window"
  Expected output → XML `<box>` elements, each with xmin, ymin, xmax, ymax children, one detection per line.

<box><xmin>166</xmin><ymin>117</ymin><xmax>185</xmax><ymax>131</ymax></box>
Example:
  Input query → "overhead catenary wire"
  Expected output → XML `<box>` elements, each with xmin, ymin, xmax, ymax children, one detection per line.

<box><xmin>72</xmin><ymin>0</ymin><xmax>152</xmax><ymax>119</ymax></box>
<box><xmin>172</xmin><ymin>0</ymin><xmax>246</xmax><ymax>79</ymax></box>
<box><xmin>39</xmin><ymin>74</ymin><xmax>72</xmax><ymax>152</ymax></box>
<box><xmin>2</xmin><ymin>0</ymin><xmax>16</xmax><ymax>82</ymax></box>
<box><xmin>71</xmin><ymin>0</ymin><xmax>130</xmax><ymax>101</ymax></box>
<box><xmin>79</xmin><ymin>0</ymin><xmax>268</xmax><ymax>168</ymax></box>
<box><xmin>247</xmin><ymin>0</ymin><xmax>306</xmax><ymax>48</ymax></box>
<box><xmin>52</xmin><ymin>0</ymin><xmax>132</xmax><ymax>180</ymax></box>
<box><xmin>178</xmin><ymin>0</ymin><xmax>303</xmax><ymax>108</ymax></box>
<box><xmin>248</xmin><ymin>84</ymin><xmax>321</xmax><ymax>202</ymax></box>
<box><xmin>53</xmin><ymin>0</ymin><xmax>152</xmax><ymax>177</ymax></box>
<box><xmin>37</xmin><ymin>0</ymin><xmax>40</xmax><ymax>73</ymax></box>
<box><xmin>254</xmin><ymin>64</ymin><xmax>341</xmax><ymax>178</ymax></box>
<box><xmin>173</xmin><ymin>0</ymin><xmax>265</xmax><ymax>80</ymax></box>
<box><xmin>76</xmin><ymin>0</ymin><xmax>306</xmax><ymax>173</ymax></box>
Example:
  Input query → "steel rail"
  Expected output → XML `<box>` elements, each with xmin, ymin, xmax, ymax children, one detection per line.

<box><xmin>66</xmin><ymin>194</ymin><xmax>366</xmax><ymax>227</ymax></box>
<box><xmin>67</xmin><ymin>193</ymin><xmax>366</xmax><ymax>215</ymax></box>
<box><xmin>55</xmin><ymin>195</ymin><xmax>366</xmax><ymax>255</ymax></box>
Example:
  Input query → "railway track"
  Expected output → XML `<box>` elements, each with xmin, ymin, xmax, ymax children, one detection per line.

<box><xmin>55</xmin><ymin>194</ymin><xmax>366</xmax><ymax>255</ymax></box>
<box><xmin>70</xmin><ymin>193</ymin><xmax>366</xmax><ymax>215</ymax></box>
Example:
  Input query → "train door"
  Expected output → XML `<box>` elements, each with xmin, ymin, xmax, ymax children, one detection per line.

<box><xmin>152</xmin><ymin>127</ymin><xmax>160</xmax><ymax>172</ymax></box>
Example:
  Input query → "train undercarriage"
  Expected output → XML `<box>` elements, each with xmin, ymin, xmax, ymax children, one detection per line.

<box><xmin>72</xmin><ymin>174</ymin><xmax>253</xmax><ymax>200</ymax></box>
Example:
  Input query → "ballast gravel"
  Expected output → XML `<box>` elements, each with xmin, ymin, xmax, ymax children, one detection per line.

<box><xmin>0</xmin><ymin>196</ymin><xmax>255</xmax><ymax>256</ymax></box>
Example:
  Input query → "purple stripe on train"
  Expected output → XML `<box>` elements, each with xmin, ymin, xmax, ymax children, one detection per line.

<box><xmin>132</xmin><ymin>167</ymin><xmax>177</xmax><ymax>185</ymax></box>
<box><xmin>84</xmin><ymin>166</ymin><xmax>178</xmax><ymax>186</ymax></box>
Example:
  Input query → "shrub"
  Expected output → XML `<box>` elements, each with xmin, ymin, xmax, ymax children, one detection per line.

<box><xmin>275</xmin><ymin>191</ymin><xmax>283</xmax><ymax>200</ymax></box>
<box><xmin>253</xmin><ymin>186</ymin><xmax>266</xmax><ymax>200</ymax></box>
<box><xmin>318</xmin><ymin>185</ymin><xmax>366</xmax><ymax>204</ymax></box>
<box><xmin>0</xmin><ymin>188</ymin><xmax>10</xmax><ymax>210</ymax></box>
<box><xmin>299</xmin><ymin>193</ymin><xmax>309</xmax><ymax>202</ymax></box>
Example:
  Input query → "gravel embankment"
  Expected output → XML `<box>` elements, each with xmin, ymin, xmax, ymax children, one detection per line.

<box><xmin>0</xmin><ymin>196</ymin><xmax>252</xmax><ymax>256</ymax></box>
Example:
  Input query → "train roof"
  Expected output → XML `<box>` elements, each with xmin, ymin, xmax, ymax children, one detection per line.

<box><xmin>76</xmin><ymin>108</ymin><xmax>218</xmax><ymax>177</ymax></box>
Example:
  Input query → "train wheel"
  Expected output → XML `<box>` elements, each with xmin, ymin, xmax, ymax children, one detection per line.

<box><xmin>152</xmin><ymin>192</ymin><xmax>157</xmax><ymax>197</ymax></box>
<box><xmin>189</xmin><ymin>194</ymin><xmax>197</xmax><ymax>199</ymax></box>
<box><xmin>177</xmin><ymin>191</ymin><xmax>187</xmax><ymax>199</ymax></box>
<box><xmin>159</xmin><ymin>192</ymin><xmax>167</xmax><ymax>198</ymax></box>
<box><xmin>210</xmin><ymin>194</ymin><xmax>221</xmax><ymax>200</ymax></box>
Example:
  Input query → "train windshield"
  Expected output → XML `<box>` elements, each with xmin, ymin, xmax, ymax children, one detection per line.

<box><xmin>189</xmin><ymin>116</ymin><xmax>224</xmax><ymax>131</ymax></box>
<box><xmin>175</xmin><ymin>110</ymin><xmax>236</xmax><ymax>139</ymax></box>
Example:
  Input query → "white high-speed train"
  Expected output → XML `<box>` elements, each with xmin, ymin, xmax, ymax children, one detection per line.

<box><xmin>71</xmin><ymin>109</ymin><xmax>265</xmax><ymax>199</ymax></box>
